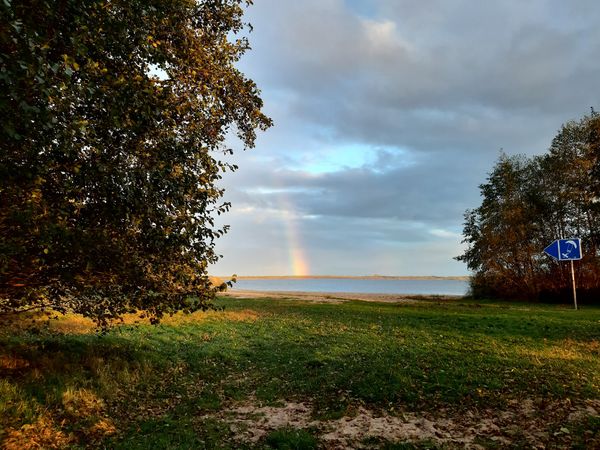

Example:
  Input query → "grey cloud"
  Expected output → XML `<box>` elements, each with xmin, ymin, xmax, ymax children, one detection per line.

<box><xmin>222</xmin><ymin>149</ymin><xmax>482</xmax><ymax>226</ymax></box>
<box><xmin>210</xmin><ymin>0</ymin><xmax>600</xmax><ymax>276</ymax></box>
<box><xmin>213</xmin><ymin>209</ymin><xmax>466</xmax><ymax>276</ymax></box>
<box><xmin>244</xmin><ymin>0</ymin><xmax>599</xmax><ymax>133</ymax></box>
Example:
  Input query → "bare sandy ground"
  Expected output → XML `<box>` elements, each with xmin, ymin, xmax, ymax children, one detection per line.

<box><xmin>202</xmin><ymin>397</ymin><xmax>600</xmax><ymax>449</ymax></box>
<box><xmin>221</xmin><ymin>289</ymin><xmax>463</xmax><ymax>304</ymax></box>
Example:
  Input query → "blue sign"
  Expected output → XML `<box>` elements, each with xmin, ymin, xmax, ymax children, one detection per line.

<box><xmin>544</xmin><ymin>238</ymin><xmax>582</xmax><ymax>261</ymax></box>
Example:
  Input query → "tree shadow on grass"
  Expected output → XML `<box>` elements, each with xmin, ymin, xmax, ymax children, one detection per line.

<box><xmin>0</xmin><ymin>327</ymin><xmax>172</xmax><ymax>448</ymax></box>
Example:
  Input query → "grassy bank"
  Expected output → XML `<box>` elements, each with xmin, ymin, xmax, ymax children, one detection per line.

<box><xmin>1</xmin><ymin>297</ymin><xmax>599</xmax><ymax>448</ymax></box>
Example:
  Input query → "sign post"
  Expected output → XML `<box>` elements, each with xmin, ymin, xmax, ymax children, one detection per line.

<box><xmin>543</xmin><ymin>238</ymin><xmax>582</xmax><ymax>310</ymax></box>
<box><xmin>570</xmin><ymin>260</ymin><xmax>577</xmax><ymax>310</ymax></box>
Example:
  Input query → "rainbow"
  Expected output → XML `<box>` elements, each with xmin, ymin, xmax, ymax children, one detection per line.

<box><xmin>278</xmin><ymin>194</ymin><xmax>310</xmax><ymax>276</ymax></box>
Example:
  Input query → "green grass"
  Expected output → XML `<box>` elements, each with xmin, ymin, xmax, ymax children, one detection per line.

<box><xmin>264</xmin><ymin>427</ymin><xmax>318</xmax><ymax>449</ymax></box>
<box><xmin>1</xmin><ymin>297</ymin><xmax>599</xmax><ymax>448</ymax></box>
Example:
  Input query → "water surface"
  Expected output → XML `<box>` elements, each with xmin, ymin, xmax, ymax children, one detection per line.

<box><xmin>231</xmin><ymin>278</ymin><xmax>469</xmax><ymax>296</ymax></box>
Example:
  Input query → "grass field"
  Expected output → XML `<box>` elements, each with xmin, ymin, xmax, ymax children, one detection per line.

<box><xmin>1</xmin><ymin>296</ymin><xmax>599</xmax><ymax>449</ymax></box>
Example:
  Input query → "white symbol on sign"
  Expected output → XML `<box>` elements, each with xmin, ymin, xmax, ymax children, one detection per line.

<box><xmin>561</xmin><ymin>240</ymin><xmax>578</xmax><ymax>259</ymax></box>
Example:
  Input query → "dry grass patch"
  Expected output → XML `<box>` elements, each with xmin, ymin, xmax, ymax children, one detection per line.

<box><xmin>0</xmin><ymin>307</ymin><xmax>263</xmax><ymax>335</ymax></box>
<box><xmin>0</xmin><ymin>354</ymin><xmax>30</xmax><ymax>371</ymax></box>
<box><xmin>518</xmin><ymin>339</ymin><xmax>600</xmax><ymax>364</ymax></box>
<box><xmin>161</xmin><ymin>308</ymin><xmax>262</xmax><ymax>325</ymax></box>
<box><xmin>62</xmin><ymin>388</ymin><xmax>105</xmax><ymax>417</ymax></box>
<box><xmin>3</xmin><ymin>415</ymin><xmax>74</xmax><ymax>450</ymax></box>
<box><xmin>49</xmin><ymin>315</ymin><xmax>97</xmax><ymax>334</ymax></box>
<box><xmin>88</xmin><ymin>417</ymin><xmax>117</xmax><ymax>437</ymax></box>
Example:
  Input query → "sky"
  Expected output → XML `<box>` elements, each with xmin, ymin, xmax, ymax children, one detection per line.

<box><xmin>210</xmin><ymin>0</ymin><xmax>600</xmax><ymax>277</ymax></box>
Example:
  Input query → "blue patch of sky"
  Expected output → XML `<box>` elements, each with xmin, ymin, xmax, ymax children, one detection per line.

<box><xmin>289</xmin><ymin>142</ymin><xmax>416</xmax><ymax>174</ymax></box>
<box><xmin>343</xmin><ymin>0</ymin><xmax>379</xmax><ymax>19</ymax></box>
<box><xmin>299</xmin><ymin>143</ymin><xmax>375</xmax><ymax>173</ymax></box>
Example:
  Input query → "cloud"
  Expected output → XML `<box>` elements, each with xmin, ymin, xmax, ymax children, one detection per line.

<box><xmin>211</xmin><ymin>0</ymin><xmax>600</xmax><ymax>276</ymax></box>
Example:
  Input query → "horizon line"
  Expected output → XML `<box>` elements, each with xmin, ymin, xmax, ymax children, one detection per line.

<box><xmin>212</xmin><ymin>274</ymin><xmax>471</xmax><ymax>280</ymax></box>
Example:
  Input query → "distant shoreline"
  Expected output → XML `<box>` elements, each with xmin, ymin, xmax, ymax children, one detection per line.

<box><xmin>216</xmin><ymin>275</ymin><xmax>470</xmax><ymax>281</ymax></box>
<box><xmin>221</xmin><ymin>290</ymin><xmax>465</xmax><ymax>303</ymax></box>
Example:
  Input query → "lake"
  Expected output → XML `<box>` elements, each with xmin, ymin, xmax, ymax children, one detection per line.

<box><xmin>230</xmin><ymin>278</ymin><xmax>470</xmax><ymax>296</ymax></box>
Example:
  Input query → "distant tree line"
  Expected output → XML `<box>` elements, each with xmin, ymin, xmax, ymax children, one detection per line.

<box><xmin>457</xmin><ymin>110</ymin><xmax>600</xmax><ymax>303</ymax></box>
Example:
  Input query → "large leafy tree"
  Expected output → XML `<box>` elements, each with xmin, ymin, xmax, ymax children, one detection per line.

<box><xmin>0</xmin><ymin>0</ymin><xmax>271</xmax><ymax>325</ymax></box>
<box><xmin>457</xmin><ymin>111</ymin><xmax>600</xmax><ymax>301</ymax></box>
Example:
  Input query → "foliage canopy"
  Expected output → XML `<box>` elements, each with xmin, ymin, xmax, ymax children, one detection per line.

<box><xmin>0</xmin><ymin>0</ymin><xmax>271</xmax><ymax>325</ymax></box>
<box><xmin>457</xmin><ymin>110</ymin><xmax>600</xmax><ymax>301</ymax></box>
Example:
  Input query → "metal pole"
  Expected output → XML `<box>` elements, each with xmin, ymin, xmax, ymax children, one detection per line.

<box><xmin>570</xmin><ymin>259</ymin><xmax>577</xmax><ymax>310</ymax></box>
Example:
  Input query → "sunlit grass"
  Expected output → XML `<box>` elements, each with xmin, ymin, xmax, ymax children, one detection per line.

<box><xmin>1</xmin><ymin>297</ymin><xmax>599</xmax><ymax>448</ymax></box>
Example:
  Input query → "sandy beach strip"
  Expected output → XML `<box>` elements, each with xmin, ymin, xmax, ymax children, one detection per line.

<box><xmin>221</xmin><ymin>289</ymin><xmax>464</xmax><ymax>304</ymax></box>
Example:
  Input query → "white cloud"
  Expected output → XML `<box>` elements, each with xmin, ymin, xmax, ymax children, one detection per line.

<box><xmin>429</xmin><ymin>228</ymin><xmax>462</xmax><ymax>239</ymax></box>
